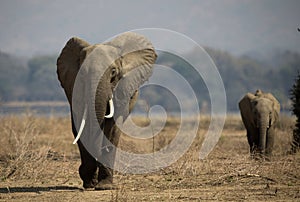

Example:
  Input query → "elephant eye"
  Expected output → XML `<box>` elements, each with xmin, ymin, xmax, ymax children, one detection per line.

<box><xmin>110</xmin><ymin>68</ymin><xmax>118</xmax><ymax>83</ymax></box>
<box><xmin>111</xmin><ymin>68</ymin><xmax>117</xmax><ymax>77</ymax></box>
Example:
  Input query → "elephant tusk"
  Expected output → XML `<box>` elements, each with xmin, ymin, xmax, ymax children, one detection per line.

<box><xmin>73</xmin><ymin>106</ymin><xmax>87</xmax><ymax>144</ymax></box>
<box><xmin>104</xmin><ymin>98</ymin><xmax>114</xmax><ymax>118</ymax></box>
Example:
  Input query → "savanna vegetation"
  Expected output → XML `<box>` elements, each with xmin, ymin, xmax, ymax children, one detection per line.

<box><xmin>0</xmin><ymin>114</ymin><xmax>299</xmax><ymax>201</ymax></box>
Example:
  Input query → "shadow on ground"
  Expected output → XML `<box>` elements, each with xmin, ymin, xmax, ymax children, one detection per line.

<box><xmin>0</xmin><ymin>186</ymin><xmax>83</xmax><ymax>193</ymax></box>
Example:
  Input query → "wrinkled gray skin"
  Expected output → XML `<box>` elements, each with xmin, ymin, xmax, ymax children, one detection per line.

<box><xmin>57</xmin><ymin>33</ymin><xmax>157</xmax><ymax>189</ymax></box>
<box><xmin>239</xmin><ymin>90</ymin><xmax>280</xmax><ymax>157</ymax></box>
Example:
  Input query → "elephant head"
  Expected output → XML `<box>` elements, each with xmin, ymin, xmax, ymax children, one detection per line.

<box><xmin>239</xmin><ymin>90</ymin><xmax>280</xmax><ymax>155</ymax></box>
<box><xmin>57</xmin><ymin>32</ymin><xmax>157</xmax><ymax>147</ymax></box>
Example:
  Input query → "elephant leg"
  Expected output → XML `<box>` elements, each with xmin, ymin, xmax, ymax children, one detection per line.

<box><xmin>77</xmin><ymin>142</ymin><xmax>98</xmax><ymax>188</ymax></box>
<box><xmin>246</xmin><ymin>129</ymin><xmax>254</xmax><ymax>154</ymax></box>
<box><xmin>71</xmin><ymin>115</ymin><xmax>97</xmax><ymax>189</ymax></box>
<box><xmin>251</xmin><ymin>128</ymin><xmax>260</xmax><ymax>157</ymax></box>
<box><xmin>247</xmin><ymin>127</ymin><xmax>259</xmax><ymax>156</ymax></box>
<box><xmin>95</xmin><ymin>160</ymin><xmax>114</xmax><ymax>190</ymax></box>
<box><xmin>266</xmin><ymin>127</ymin><xmax>275</xmax><ymax>155</ymax></box>
<box><xmin>94</xmin><ymin>137</ymin><xmax>116</xmax><ymax>190</ymax></box>
<box><xmin>97</xmin><ymin>163</ymin><xmax>113</xmax><ymax>182</ymax></box>
<box><xmin>95</xmin><ymin>119</ymin><xmax>121</xmax><ymax>190</ymax></box>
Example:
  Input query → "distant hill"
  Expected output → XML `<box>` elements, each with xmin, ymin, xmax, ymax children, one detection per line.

<box><xmin>0</xmin><ymin>48</ymin><xmax>299</xmax><ymax>112</ymax></box>
<box><xmin>0</xmin><ymin>51</ymin><xmax>28</xmax><ymax>101</ymax></box>
<box><xmin>205</xmin><ymin>48</ymin><xmax>300</xmax><ymax>111</ymax></box>
<box><xmin>0</xmin><ymin>52</ymin><xmax>65</xmax><ymax>102</ymax></box>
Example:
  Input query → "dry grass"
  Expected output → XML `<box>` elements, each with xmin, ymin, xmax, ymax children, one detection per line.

<box><xmin>0</xmin><ymin>113</ymin><xmax>299</xmax><ymax>201</ymax></box>
<box><xmin>0</xmin><ymin>113</ymin><xmax>79</xmax><ymax>186</ymax></box>
<box><xmin>0</xmin><ymin>113</ymin><xmax>52</xmax><ymax>181</ymax></box>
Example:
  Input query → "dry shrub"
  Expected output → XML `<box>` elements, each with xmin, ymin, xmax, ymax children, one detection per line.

<box><xmin>277</xmin><ymin>114</ymin><xmax>295</xmax><ymax>131</ymax></box>
<box><xmin>273</xmin><ymin>115</ymin><xmax>295</xmax><ymax>155</ymax></box>
<box><xmin>0</xmin><ymin>114</ymin><xmax>53</xmax><ymax>181</ymax></box>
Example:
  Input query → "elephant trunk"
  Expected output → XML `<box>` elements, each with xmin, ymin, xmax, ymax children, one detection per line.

<box><xmin>258</xmin><ymin>116</ymin><xmax>268</xmax><ymax>154</ymax></box>
<box><xmin>95</xmin><ymin>78</ymin><xmax>112</xmax><ymax>126</ymax></box>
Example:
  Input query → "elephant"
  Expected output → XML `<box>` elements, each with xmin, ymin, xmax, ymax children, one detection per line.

<box><xmin>56</xmin><ymin>32</ymin><xmax>157</xmax><ymax>189</ymax></box>
<box><xmin>239</xmin><ymin>89</ymin><xmax>280</xmax><ymax>157</ymax></box>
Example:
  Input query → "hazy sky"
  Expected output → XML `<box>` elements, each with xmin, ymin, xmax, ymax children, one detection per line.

<box><xmin>0</xmin><ymin>0</ymin><xmax>299</xmax><ymax>57</ymax></box>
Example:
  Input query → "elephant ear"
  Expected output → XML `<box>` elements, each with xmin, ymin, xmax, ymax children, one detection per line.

<box><xmin>107</xmin><ymin>32</ymin><xmax>157</xmax><ymax>120</ymax></box>
<box><xmin>105</xmin><ymin>32</ymin><xmax>157</xmax><ymax>73</ymax></box>
<box><xmin>57</xmin><ymin>37</ymin><xmax>90</xmax><ymax>104</ymax></box>
<box><xmin>239</xmin><ymin>93</ymin><xmax>256</xmax><ymax>128</ymax></box>
<box><xmin>265</xmin><ymin>93</ymin><xmax>280</xmax><ymax>122</ymax></box>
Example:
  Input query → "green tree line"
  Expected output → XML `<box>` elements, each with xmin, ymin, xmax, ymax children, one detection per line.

<box><xmin>0</xmin><ymin>48</ymin><xmax>298</xmax><ymax>112</ymax></box>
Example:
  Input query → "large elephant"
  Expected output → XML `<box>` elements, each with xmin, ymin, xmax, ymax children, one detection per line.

<box><xmin>57</xmin><ymin>32</ymin><xmax>157</xmax><ymax>189</ymax></box>
<box><xmin>239</xmin><ymin>90</ymin><xmax>280</xmax><ymax>157</ymax></box>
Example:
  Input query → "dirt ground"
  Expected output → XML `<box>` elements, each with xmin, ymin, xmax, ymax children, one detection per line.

<box><xmin>0</xmin><ymin>114</ymin><xmax>299</xmax><ymax>201</ymax></box>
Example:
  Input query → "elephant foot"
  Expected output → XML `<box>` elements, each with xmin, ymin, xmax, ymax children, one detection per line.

<box><xmin>83</xmin><ymin>178</ymin><xmax>98</xmax><ymax>190</ymax></box>
<box><xmin>95</xmin><ymin>178</ymin><xmax>115</xmax><ymax>190</ymax></box>
<box><xmin>250</xmin><ymin>152</ymin><xmax>271</xmax><ymax>161</ymax></box>
<box><xmin>81</xmin><ymin>174</ymin><xmax>98</xmax><ymax>189</ymax></box>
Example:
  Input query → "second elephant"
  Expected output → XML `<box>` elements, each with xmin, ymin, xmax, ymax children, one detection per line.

<box><xmin>239</xmin><ymin>90</ymin><xmax>280</xmax><ymax>156</ymax></box>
